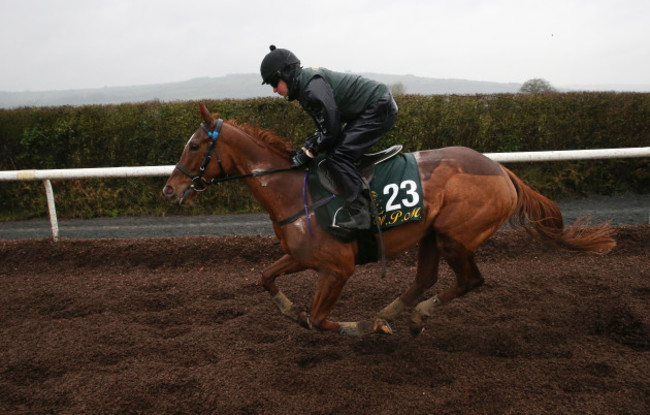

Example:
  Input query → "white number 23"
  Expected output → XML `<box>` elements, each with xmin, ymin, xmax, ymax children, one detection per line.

<box><xmin>383</xmin><ymin>180</ymin><xmax>420</xmax><ymax>212</ymax></box>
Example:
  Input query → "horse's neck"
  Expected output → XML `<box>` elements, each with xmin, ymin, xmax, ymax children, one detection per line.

<box><xmin>225</xmin><ymin>127</ymin><xmax>288</xmax><ymax>176</ymax></box>
<box><xmin>225</xmin><ymin>128</ymin><xmax>302</xmax><ymax>221</ymax></box>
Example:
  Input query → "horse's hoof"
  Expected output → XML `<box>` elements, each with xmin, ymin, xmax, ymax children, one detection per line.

<box><xmin>298</xmin><ymin>312</ymin><xmax>313</xmax><ymax>330</ymax></box>
<box><xmin>374</xmin><ymin>319</ymin><xmax>393</xmax><ymax>335</ymax></box>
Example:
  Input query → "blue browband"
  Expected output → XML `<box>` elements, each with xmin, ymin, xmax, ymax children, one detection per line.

<box><xmin>201</xmin><ymin>119</ymin><xmax>223</xmax><ymax>140</ymax></box>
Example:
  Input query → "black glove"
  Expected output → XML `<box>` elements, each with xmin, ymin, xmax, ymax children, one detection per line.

<box><xmin>291</xmin><ymin>150</ymin><xmax>311</xmax><ymax>168</ymax></box>
<box><xmin>304</xmin><ymin>132</ymin><xmax>321</xmax><ymax>153</ymax></box>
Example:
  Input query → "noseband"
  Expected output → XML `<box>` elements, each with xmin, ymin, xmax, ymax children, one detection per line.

<box><xmin>174</xmin><ymin>119</ymin><xmax>297</xmax><ymax>192</ymax></box>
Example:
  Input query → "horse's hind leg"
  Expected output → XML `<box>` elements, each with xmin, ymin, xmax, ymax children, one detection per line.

<box><xmin>437</xmin><ymin>233</ymin><xmax>484</xmax><ymax>302</ymax></box>
<box><xmin>377</xmin><ymin>231</ymin><xmax>441</xmax><ymax>322</ymax></box>
<box><xmin>410</xmin><ymin>233</ymin><xmax>484</xmax><ymax>335</ymax></box>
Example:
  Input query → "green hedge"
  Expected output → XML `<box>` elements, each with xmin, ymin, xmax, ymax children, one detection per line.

<box><xmin>1</xmin><ymin>93</ymin><xmax>648</xmax><ymax>220</ymax></box>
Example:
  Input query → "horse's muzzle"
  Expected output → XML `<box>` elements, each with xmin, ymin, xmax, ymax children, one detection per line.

<box><xmin>162</xmin><ymin>184</ymin><xmax>193</xmax><ymax>205</ymax></box>
<box><xmin>162</xmin><ymin>185</ymin><xmax>175</xmax><ymax>197</ymax></box>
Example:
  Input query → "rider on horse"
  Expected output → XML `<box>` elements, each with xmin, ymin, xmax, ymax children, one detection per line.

<box><xmin>260</xmin><ymin>45</ymin><xmax>399</xmax><ymax>231</ymax></box>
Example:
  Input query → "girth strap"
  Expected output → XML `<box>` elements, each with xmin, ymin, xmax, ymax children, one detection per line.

<box><xmin>276</xmin><ymin>194</ymin><xmax>336</xmax><ymax>227</ymax></box>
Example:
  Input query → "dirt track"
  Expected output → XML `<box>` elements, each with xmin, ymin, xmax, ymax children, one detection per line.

<box><xmin>1</xmin><ymin>226</ymin><xmax>649</xmax><ymax>414</ymax></box>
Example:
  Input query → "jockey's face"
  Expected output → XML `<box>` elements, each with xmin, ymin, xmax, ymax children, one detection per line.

<box><xmin>273</xmin><ymin>79</ymin><xmax>289</xmax><ymax>98</ymax></box>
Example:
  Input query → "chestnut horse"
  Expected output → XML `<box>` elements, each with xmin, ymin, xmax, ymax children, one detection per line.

<box><xmin>163</xmin><ymin>103</ymin><xmax>615</xmax><ymax>336</ymax></box>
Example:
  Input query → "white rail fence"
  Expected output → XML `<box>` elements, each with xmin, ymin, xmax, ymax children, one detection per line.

<box><xmin>1</xmin><ymin>147</ymin><xmax>649</xmax><ymax>241</ymax></box>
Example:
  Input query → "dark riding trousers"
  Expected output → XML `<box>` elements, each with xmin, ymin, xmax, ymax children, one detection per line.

<box><xmin>325</xmin><ymin>90</ymin><xmax>398</xmax><ymax>202</ymax></box>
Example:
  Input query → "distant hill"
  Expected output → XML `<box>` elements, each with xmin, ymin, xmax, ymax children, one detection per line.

<box><xmin>1</xmin><ymin>73</ymin><xmax>648</xmax><ymax>109</ymax></box>
<box><xmin>364</xmin><ymin>73</ymin><xmax>522</xmax><ymax>95</ymax></box>
<box><xmin>0</xmin><ymin>74</ymin><xmax>271</xmax><ymax>109</ymax></box>
<box><xmin>0</xmin><ymin>73</ymin><xmax>524</xmax><ymax>109</ymax></box>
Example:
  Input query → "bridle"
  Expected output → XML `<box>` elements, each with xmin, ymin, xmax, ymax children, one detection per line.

<box><xmin>174</xmin><ymin>118</ymin><xmax>296</xmax><ymax>192</ymax></box>
<box><xmin>174</xmin><ymin>119</ymin><xmax>226</xmax><ymax>192</ymax></box>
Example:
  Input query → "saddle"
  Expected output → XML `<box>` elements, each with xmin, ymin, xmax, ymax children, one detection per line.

<box><xmin>303</xmin><ymin>145</ymin><xmax>422</xmax><ymax>272</ymax></box>
<box><xmin>316</xmin><ymin>145</ymin><xmax>403</xmax><ymax>195</ymax></box>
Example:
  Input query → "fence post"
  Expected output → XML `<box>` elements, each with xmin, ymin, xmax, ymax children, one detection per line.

<box><xmin>43</xmin><ymin>179</ymin><xmax>59</xmax><ymax>242</ymax></box>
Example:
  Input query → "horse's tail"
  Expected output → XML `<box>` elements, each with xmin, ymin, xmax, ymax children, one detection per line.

<box><xmin>503</xmin><ymin>167</ymin><xmax>616</xmax><ymax>254</ymax></box>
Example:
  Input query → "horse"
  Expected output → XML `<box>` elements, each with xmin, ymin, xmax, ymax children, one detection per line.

<box><xmin>163</xmin><ymin>103</ymin><xmax>616</xmax><ymax>336</ymax></box>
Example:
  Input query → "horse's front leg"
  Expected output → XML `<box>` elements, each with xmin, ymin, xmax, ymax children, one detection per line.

<box><xmin>261</xmin><ymin>254</ymin><xmax>303</xmax><ymax>295</ymax></box>
<box><xmin>310</xmin><ymin>270</ymin><xmax>393</xmax><ymax>336</ymax></box>
<box><xmin>261</xmin><ymin>254</ymin><xmax>311</xmax><ymax>326</ymax></box>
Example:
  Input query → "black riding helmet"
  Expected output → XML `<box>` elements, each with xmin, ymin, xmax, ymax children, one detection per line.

<box><xmin>260</xmin><ymin>45</ymin><xmax>300</xmax><ymax>86</ymax></box>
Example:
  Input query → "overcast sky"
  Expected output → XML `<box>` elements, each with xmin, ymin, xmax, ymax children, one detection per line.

<box><xmin>1</xmin><ymin>0</ymin><xmax>648</xmax><ymax>92</ymax></box>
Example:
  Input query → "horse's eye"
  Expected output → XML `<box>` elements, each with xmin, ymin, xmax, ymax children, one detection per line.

<box><xmin>189</xmin><ymin>143</ymin><xmax>200</xmax><ymax>151</ymax></box>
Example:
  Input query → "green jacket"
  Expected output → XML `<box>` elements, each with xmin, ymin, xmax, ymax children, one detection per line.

<box><xmin>288</xmin><ymin>67</ymin><xmax>388</xmax><ymax>153</ymax></box>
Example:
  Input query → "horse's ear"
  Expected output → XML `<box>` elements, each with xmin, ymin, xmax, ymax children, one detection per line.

<box><xmin>198</xmin><ymin>103</ymin><xmax>214</xmax><ymax>124</ymax></box>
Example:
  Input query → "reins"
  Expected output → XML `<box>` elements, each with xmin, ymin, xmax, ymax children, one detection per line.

<box><xmin>174</xmin><ymin>119</ymin><xmax>325</xmax><ymax>228</ymax></box>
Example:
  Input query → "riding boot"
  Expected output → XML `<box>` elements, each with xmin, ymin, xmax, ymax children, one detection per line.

<box><xmin>334</xmin><ymin>193</ymin><xmax>372</xmax><ymax>230</ymax></box>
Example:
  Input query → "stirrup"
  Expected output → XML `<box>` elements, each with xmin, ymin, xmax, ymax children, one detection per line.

<box><xmin>331</xmin><ymin>207</ymin><xmax>371</xmax><ymax>230</ymax></box>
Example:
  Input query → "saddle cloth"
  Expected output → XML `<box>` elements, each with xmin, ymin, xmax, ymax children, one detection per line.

<box><xmin>307</xmin><ymin>152</ymin><xmax>424</xmax><ymax>233</ymax></box>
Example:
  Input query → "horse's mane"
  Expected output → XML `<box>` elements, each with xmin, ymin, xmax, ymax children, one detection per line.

<box><xmin>224</xmin><ymin>119</ymin><xmax>293</xmax><ymax>157</ymax></box>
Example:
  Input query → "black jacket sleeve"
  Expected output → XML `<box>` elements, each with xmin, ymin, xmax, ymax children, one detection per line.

<box><xmin>299</xmin><ymin>76</ymin><xmax>341</xmax><ymax>154</ymax></box>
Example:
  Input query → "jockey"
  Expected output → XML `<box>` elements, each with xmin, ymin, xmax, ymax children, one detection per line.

<box><xmin>260</xmin><ymin>45</ymin><xmax>398</xmax><ymax>231</ymax></box>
